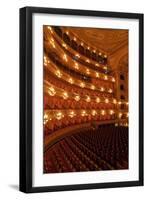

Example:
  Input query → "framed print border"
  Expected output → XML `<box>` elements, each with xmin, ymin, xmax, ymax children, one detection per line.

<box><xmin>19</xmin><ymin>6</ymin><xmax>144</xmax><ymax>193</ymax></box>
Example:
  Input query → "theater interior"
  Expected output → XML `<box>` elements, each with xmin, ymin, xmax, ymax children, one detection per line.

<box><xmin>43</xmin><ymin>26</ymin><xmax>129</xmax><ymax>173</ymax></box>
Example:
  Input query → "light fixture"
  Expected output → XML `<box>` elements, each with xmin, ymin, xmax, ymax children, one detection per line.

<box><xmin>86</xmin><ymin>96</ymin><xmax>91</xmax><ymax>102</ymax></box>
<box><xmin>119</xmin><ymin>113</ymin><xmax>122</xmax><ymax>118</ymax></box>
<box><xmin>113</xmin><ymin>99</ymin><xmax>117</xmax><ymax>104</ymax></box>
<box><xmin>56</xmin><ymin>112</ymin><xmax>64</xmax><ymax>120</ymax></box>
<box><xmin>56</xmin><ymin>70</ymin><xmax>62</xmax><ymax>78</ymax></box>
<box><xmin>104</xmin><ymin>75</ymin><xmax>108</xmax><ymax>80</ymax></box>
<box><xmin>91</xmin><ymin>110</ymin><xmax>97</xmax><ymax>116</ymax></box>
<box><xmin>95</xmin><ymin>63</ymin><xmax>99</xmax><ymax>67</ymax></box>
<box><xmin>100</xmin><ymin>87</ymin><xmax>104</xmax><ymax>92</ymax></box>
<box><xmin>96</xmin><ymin>97</ymin><xmax>100</xmax><ymax>103</ymax></box>
<box><xmin>105</xmin><ymin>98</ymin><xmax>109</xmax><ymax>103</ymax></box>
<box><xmin>99</xmin><ymin>52</ymin><xmax>102</xmax><ymax>56</ymax></box>
<box><xmin>108</xmin><ymin>89</ymin><xmax>113</xmax><ymax>93</ymax></box>
<box><xmin>91</xmin><ymin>85</ymin><xmax>95</xmax><ymax>90</ymax></box>
<box><xmin>81</xmin><ymin>42</ymin><xmax>84</xmax><ymax>46</ymax></box>
<box><xmin>75</xmin><ymin>95</ymin><xmax>80</xmax><ymax>101</ymax></box>
<box><xmin>73</xmin><ymin>37</ymin><xmax>77</xmax><ymax>41</ymax></box>
<box><xmin>74</xmin><ymin>62</ymin><xmax>79</xmax><ymax>69</ymax></box>
<box><xmin>104</xmin><ymin>55</ymin><xmax>107</xmax><ymax>58</ymax></box>
<box><xmin>63</xmin><ymin>54</ymin><xmax>68</xmax><ymax>62</ymax></box>
<box><xmin>86</xmin><ymin>69</ymin><xmax>90</xmax><ymax>74</ymax></box>
<box><xmin>101</xmin><ymin>110</ymin><xmax>105</xmax><ymax>115</ymax></box>
<box><xmin>69</xmin><ymin>111</ymin><xmax>76</xmax><ymax>118</ymax></box>
<box><xmin>81</xmin><ymin>110</ymin><xmax>86</xmax><ymax>116</ymax></box>
<box><xmin>68</xmin><ymin>78</ymin><xmax>74</xmax><ymax>84</ymax></box>
<box><xmin>112</xmin><ymin>77</ymin><xmax>115</xmax><ymax>82</ymax></box>
<box><xmin>48</xmin><ymin>87</ymin><xmax>56</xmax><ymax>96</ymax></box>
<box><xmin>86</xmin><ymin>59</ymin><xmax>90</xmax><ymax>63</ymax></box>
<box><xmin>80</xmin><ymin>82</ymin><xmax>85</xmax><ymax>88</ymax></box>
<box><xmin>63</xmin><ymin>92</ymin><xmax>68</xmax><ymax>99</ymax></box>
<box><xmin>110</xmin><ymin>110</ymin><xmax>114</xmax><ymax>115</ymax></box>
<box><xmin>96</xmin><ymin>72</ymin><xmax>99</xmax><ymax>78</ymax></box>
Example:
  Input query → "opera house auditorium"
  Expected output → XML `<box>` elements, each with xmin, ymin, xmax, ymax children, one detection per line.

<box><xmin>43</xmin><ymin>26</ymin><xmax>129</xmax><ymax>173</ymax></box>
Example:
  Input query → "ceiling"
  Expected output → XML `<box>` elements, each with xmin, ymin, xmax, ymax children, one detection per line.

<box><xmin>69</xmin><ymin>27</ymin><xmax>128</xmax><ymax>55</ymax></box>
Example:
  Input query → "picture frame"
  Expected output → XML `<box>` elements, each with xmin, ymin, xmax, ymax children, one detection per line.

<box><xmin>19</xmin><ymin>6</ymin><xmax>144</xmax><ymax>193</ymax></box>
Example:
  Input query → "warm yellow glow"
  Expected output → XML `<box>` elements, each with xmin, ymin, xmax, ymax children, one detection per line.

<box><xmin>63</xmin><ymin>54</ymin><xmax>68</xmax><ymax>62</ymax></box>
<box><xmin>93</xmin><ymin>50</ymin><xmax>96</xmax><ymax>53</ymax></box>
<box><xmin>87</xmin><ymin>46</ymin><xmax>90</xmax><ymax>50</ymax></box>
<box><xmin>91</xmin><ymin>85</ymin><xmax>95</xmax><ymax>90</ymax></box>
<box><xmin>66</xmin><ymin>31</ymin><xmax>69</xmax><ymax>35</ymax></box>
<box><xmin>68</xmin><ymin>78</ymin><xmax>74</xmax><ymax>84</ymax></box>
<box><xmin>81</xmin><ymin>42</ymin><xmax>84</xmax><ymax>46</ymax></box>
<box><xmin>75</xmin><ymin>54</ymin><xmax>80</xmax><ymax>58</ymax></box>
<box><xmin>86</xmin><ymin>69</ymin><xmax>90</xmax><ymax>74</ymax></box>
<box><xmin>75</xmin><ymin>95</ymin><xmax>80</xmax><ymax>101</ymax></box>
<box><xmin>44</xmin><ymin>113</ymin><xmax>48</xmax><ymax>120</ymax></box>
<box><xmin>118</xmin><ymin>101</ymin><xmax>121</xmax><ymax>105</ymax></box>
<box><xmin>73</xmin><ymin>37</ymin><xmax>77</xmax><ymax>41</ymax></box>
<box><xmin>99</xmin><ymin>52</ymin><xmax>102</xmax><ymax>56</ymax></box>
<box><xmin>110</xmin><ymin>110</ymin><xmax>114</xmax><ymax>115</ymax></box>
<box><xmin>100</xmin><ymin>87</ymin><xmax>104</xmax><ymax>92</ymax></box>
<box><xmin>108</xmin><ymin>89</ymin><xmax>113</xmax><ymax>93</ymax></box>
<box><xmin>69</xmin><ymin>111</ymin><xmax>76</xmax><ymax>118</ymax></box>
<box><xmin>81</xmin><ymin>110</ymin><xmax>87</xmax><ymax>116</ymax></box>
<box><xmin>48</xmin><ymin>87</ymin><xmax>56</xmax><ymax>96</ymax></box>
<box><xmin>63</xmin><ymin>92</ymin><xmax>68</xmax><ymax>99</ymax></box>
<box><xmin>103</xmin><ymin>66</ymin><xmax>108</xmax><ymax>70</ymax></box>
<box><xmin>104</xmin><ymin>55</ymin><xmax>107</xmax><ymax>58</ymax></box>
<box><xmin>80</xmin><ymin>82</ymin><xmax>85</xmax><ymax>88</ymax></box>
<box><xmin>96</xmin><ymin>97</ymin><xmax>100</xmax><ymax>103</ymax></box>
<box><xmin>96</xmin><ymin>72</ymin><xmax>99</xmax><ymax>78</ymax></box>
<box><xmin>105</xmin><ymin>98</ymin><xmax>109</xmax><ymax>103</ymax></box>
<box><xmin>119</xmin><ymin>113</ymin><xmax>122</xmax><ymax>118</ymax></box>
<box><xmin>126</xmin><ymin>113</ymin><xmax>129</xmax><ymax>117</ymax></box>
<box><xmin>86</xmin><ymin>59</ymin><xmax>90</xmax><ymax>63</ymax></box>
<box><xmin>86</xmin><ymin>96</ymin><xmax>91</xmax><ymax>102</ymax></box>
<box><xmin>62</xmin><ymin>43</ymin><xmax>67</xmax><ymax>48</ymax></box>
<box><xmin>112</xmin><ymin>77</ymin><xmax>115</xmax><ymax>82</ymax></box>
<box><xmin>95</xmin><ymin>63</ymin><xmax>99</xmax><ymax>67</ymax></box>
<box><xmin>104</xmin><ymin>75</ymin><xmax>108</xmax><ymax>80</ymax></box>
<box><xmin>101</xmin><ymin>110</ymin><xmax>105</xmax><ymax>115</ymax></box>
<box><xmin>47</xmin><ymin>26</ymin><xmax>53</xmax><ymax>33</ymax></box>
<box><xmin>50</xmin><ymin>39</ymin><xmax>55</xmax><ymax>48</ymax></box>
<box><xmin>74</xmin><ymin>62</ymin><xmax>79</xmax><ymax>69</ymax></box>
<box><xmin>56</xmin><ymin>70</ymin><xmax>62</xmax><ymax>78</ymax></box>
<box><xmin>113</xmin><ymin>99</ymin><xmax>117</xmax><ymax>104</ymax></box>
<box><xmin>126</xmin><ymin>102</ymin><xmax>129</xmax><ymax>105</ymax></box>
<box><xmin>56</xmin><ymin>112</ymin><xmax>64</xmax><ymax>120</ymax></box>
<box><xmin>91</xmin><ymin>110</ymin><xmax>97</xmax><ymax>116</ymax></box>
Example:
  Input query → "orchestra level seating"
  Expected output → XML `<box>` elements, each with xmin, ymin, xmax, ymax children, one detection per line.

<box><xmin>44</xmin><ymin>125</ymin><xmax>128</xmax><ymax>173</ymax></box>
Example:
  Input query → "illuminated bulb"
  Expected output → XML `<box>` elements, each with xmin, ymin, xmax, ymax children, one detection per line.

<box><xmin>69</xmin><ymin>111</ymin><xmax>76</xmax><ymax>118</ymax></box>
<box><xmin>86</xmin><ymin>69</ymin><xmax>90</xmax><ymax>74</ymax></box>
<box><xmin>62</xmin><ymin>43</ymin><xmax>67</xmax><ymax>48</ymax></box>
<box><xmin>73</xmin><ymin>37</ymin><xmax>77</xmax><ymax>41</ymax></box>
<box><xmin>47</xmin><ymin>26</ymin><xmax>52</xmax><ymax>30</ymax></box>
<box><xmin>118</xmin><ymin>101</ymin><xmax>121</xmax><ymax>105</ymax></box>
<box><xmin>104</xmin><ymin>75</ymin><xmax>108</xmax><ymax>80</ymax></box>
<box><xmin>75</xmin><ymin>95</ymin><xmax>80</xmax><ymax>101</ymax></box>
<box><xmin>63</xmin><ymin>54</ymin><xmax>68</xmax><ymax>62</ymax></box>
<box><xmin>101</xmin><ymin>110</ymin><xmax>105</xmax><ymax>115</ymax></box>
<box><xmin>112</xmin><ymin>77</ymin><xmax>115</xmax><ymax>82</ymax></box>
<box><xmin>96</xmin><ymin>72</ymin><xmax>99</xmax><ymax>78</ymax></box>
<box><xmin>56</xmin><ymin>70</ymin><xmax>62</xmax><ymax>78</ymax></box>
<box><xmin>44</xmin><ymin>56</ymin><xmax>47</xmax><ymax>61</ymax></box>
<box><xmin>87</xmin><ymin>46</ymin><xmax>90</xmax><ymax>50</ymax></box>
<box><xmin>99</xmin><ymin>52</ymin><xmax>102</xmax><ymax>56</ymax></box>
<box><xmin>80</xmin><ymin>82</ymin><xmax>85</xmax><ymax>88</ymax></box>
<box><xmin>81</xmin><ymin>42</ymin><xmax>84</xmax><ymax>46</ymax></box>
<box><xmin>95</xmin><ymin>63</ymin><xmax>99</xmax><ymax>67</ymax></box>
<box><xmin>104</xmin><ymin>55</ymin><xmax>107</xmax><ymax>58</ymax></box>
<box><xmin>105</xmin><ymin>98</ymin><xmax>109</xmax><ymax>103</ymax></box>
<box><xmin>74</xmin><ymin>62</ymin><xmax>79</xmax><ymax>69</ymax></box>
<box><xmin>108</xmin><ymin>89</ymin><xmax>113</xmax><ymax>93</ymax></box>
<box><xmin>66</xmin><ymin>31</ymin><xmax>69</xmax><ymax>35</ymax></box>
<box><xmin>63</xmin><ymin>92</ymin><xmax>68</xmax><ymax>99</ymax></box>
<box><xmin>126</xmin><ymin>102</ymin><xmax>129</xmax><ymax>105</ymax></box>
<box><xmin>96</xmin><ymin>97</ymin><xmax>100</xmax><ymax>103</ymax></box>
<box><xmin>93</xmin><ymin>50</ymin><xmax>96</xmax><ymax>53</ymax></box>
<box><xmin>110</xmin><ymin>110</ymin><xmax>114</xmax><ymax>115</ymax></box>
<box><xmin>56</xmin><ymin>112</ymin><xmax>64</xmax><ymax>120</ymax></box>
<box><xmin>75</xmin><ymin>54</ymin><xmax>80</xmax><ymax>58</ymax></box>
<box><xmin>68</xmin><ymin>78</ymin><xmax>74</xmax><ymax>84</ymax></box>
<box><xmin>103</xmin><ymin>66</ymin><xmax>108</xmax><ymax>70</ymax></box>
<box><xmin>81</xmin><ymin>110</ymin><xmax>86</xmax><ymax>116</ymax></box>
<box><xmin>86</xmin><ymin>96</ymin><xmax>91</xmax><ymax>102</ymax></box>
<box><xmin>92</xmin><ymin>110</ymin><xmax>97</xmax><ymax>116</ymax></box>
<box><xmin>48</xmin><ymin>87</ymin><xmax>56</xmax><ymax>96</ymax></box>
<box><xmin>119</xmin><ymin>113</ymin><xmax>122</xmax><ymax>118</ymax></box>
<box><xmin>100</xmin><ymin>87</ymin><xmax>104</xmax><ymax>92</ymax></box>
<box><xmin>44</xmin><ymin>113</ymin><xmax>48</xmax><ymax>120</ymax></box>
<box><xmin>113</xmin><ymin>99</ymin><xmax>117</xmax><ymax>104</ymax></box>
<box><xmin>86</xmin><ymin>59</ymin><xmax>90</xmax><ymax>63</ymax></box>
<box><xmin>91</xmin><ymin>85</ymin><xmax>95</xmax><ymax>90</ymax></box>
